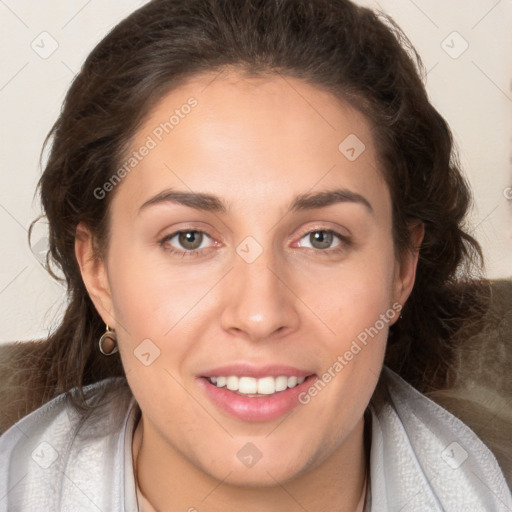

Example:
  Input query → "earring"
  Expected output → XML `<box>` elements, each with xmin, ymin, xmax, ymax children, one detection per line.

<box><xmin>99</xmin><ymin>325</ymin><xmax>119</xmax><ymax>356</ymax></box>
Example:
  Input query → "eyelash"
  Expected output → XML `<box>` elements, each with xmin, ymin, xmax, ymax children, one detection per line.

<box><xmin>158</xmin><ymin>228</ymin><xmax>350</xmax><ymax>258</ymax></box>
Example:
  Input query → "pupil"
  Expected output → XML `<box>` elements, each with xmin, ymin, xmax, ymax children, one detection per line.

<box><xmin>180</xmin><ymin>231</ymin><xmax>202</xmax><ymax>249</ymax></box>
<box><xmin>311</xmin><ymin>231</ymin><xmax>332</xmax><ymax>249</ymax></box>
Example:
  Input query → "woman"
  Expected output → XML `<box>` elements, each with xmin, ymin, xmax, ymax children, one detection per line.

<box><xmin>0</xmin><ymin>0</ymin><xmax>510</xmax><ymax>510</ymax></box>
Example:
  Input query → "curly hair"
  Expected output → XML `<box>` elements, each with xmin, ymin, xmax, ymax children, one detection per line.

<box><xmin>15</xmin><ymin>0</ymin><xmax>488</xmax><ymax>413</ymax></box>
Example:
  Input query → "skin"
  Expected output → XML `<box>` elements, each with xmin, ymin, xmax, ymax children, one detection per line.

<box><xmin>75</xmin><ymin>68</ymin><xmax>423</xmax><ymax>512</ymax></box>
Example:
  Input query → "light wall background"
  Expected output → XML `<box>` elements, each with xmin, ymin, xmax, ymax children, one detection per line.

<box><xmin>0</xmin><ymin>0</ymin><xmax>511</xmax><ymax>344</ymax></box>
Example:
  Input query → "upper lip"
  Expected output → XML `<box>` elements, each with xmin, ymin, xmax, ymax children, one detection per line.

<box><xmin>200</xmin><ymin>364</ymin><xmax>315</xmax><ymax>379</ymax></box>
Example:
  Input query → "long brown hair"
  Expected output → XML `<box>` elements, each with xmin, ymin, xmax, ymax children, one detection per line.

<box><xmin>11</xmin><ymin>0</ymin><xmax>488</xmax><ymax>415</ymax></box>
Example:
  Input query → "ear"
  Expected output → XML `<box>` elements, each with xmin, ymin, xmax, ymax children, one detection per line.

<box><xmin>391</xmin><ymin>221</ymin><xmax>424</xmax><ymax>321</ymax></box>
<box><xmin>75</xmin><ymin>222</ymin><xmax>116</xmax><ymax>329</ymax></box>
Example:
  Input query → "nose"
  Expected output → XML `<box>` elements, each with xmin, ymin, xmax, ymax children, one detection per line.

<box><xmin>220</xmin><ymin>244</ymin><xmax>300</xmax><ymax>343</ymax></box>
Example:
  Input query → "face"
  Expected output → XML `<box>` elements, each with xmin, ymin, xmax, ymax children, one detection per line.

<box><xmin>77</xmin><ymin>69</ymin><xmax>420</xmax><ymax>487</ymax></box>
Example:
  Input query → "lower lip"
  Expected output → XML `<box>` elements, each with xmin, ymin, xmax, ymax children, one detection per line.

<box><xmin>198</xmin><ymin>376</ymin><xmax>316</xmax><ymax>422</ymax></box>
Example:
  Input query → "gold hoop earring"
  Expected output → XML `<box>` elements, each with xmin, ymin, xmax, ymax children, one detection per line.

<box><xmin>99</xmin><ymin>325</ymin><xmax>119</xmax><ymax>356</ymax></box>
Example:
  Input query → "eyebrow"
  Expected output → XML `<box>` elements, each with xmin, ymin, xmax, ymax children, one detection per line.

<box><xmin>138</xmin><ymin>187</ymin><xmax>373</xmax><ymax>215</ymax></box>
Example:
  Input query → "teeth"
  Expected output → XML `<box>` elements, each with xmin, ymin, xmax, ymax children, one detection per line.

<box><xmin>275</xmin><ymin>376</ymin><xmax>288</xmax><ymax>392</ymax></box>
<box><xmin>287</xmin><ymin>376</ymin><xmax>298</xmax><ymax>388</ymax></box>
<box><xmin>258</xmin><ymin>376</ymin><xmax>276</xmax><ymax>395</ymax></box>
<box><xmin>226</xmin><ymin>376</ymin><xmax>239</xmax><ymax>391</ymax></box>
<box><xmin>239</xmin><ymin>377</ymin><xmax>257</xmax><ymax>394</ymax></box>
<box><xmin>210</xmin><ymin>375</ymin><xmax>307</xmax><ymax>395</ymax></box>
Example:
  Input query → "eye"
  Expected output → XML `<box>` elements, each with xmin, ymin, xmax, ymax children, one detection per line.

<box><xmin>296</xmin><ymin>229</ymin><xmax>348</xmax><ymax>252</ymax></box>
<box><xmin>159</xmin><ymin>230</ymin><xmax>215</xmax><ymax>256</ymax></box>
<box><xmin>159</xmin><ymin>228</ymin><xmax>350</xmax><ymax>258</ymax></box>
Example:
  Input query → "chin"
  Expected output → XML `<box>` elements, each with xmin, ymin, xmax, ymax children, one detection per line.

<box><xmin>196</xmin><ymin>447</ymin><xmax>316</xmax><ymax>488</ymax></box>
<box><xmin>212</xmin><ymin>465</ymin><xmax>302</xmax><ymax>488</ymax></box>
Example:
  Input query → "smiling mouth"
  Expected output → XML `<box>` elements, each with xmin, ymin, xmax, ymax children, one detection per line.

<box><xmin>204</xmin><ymin>375</ymin><xmax>314</xmax><ymax>397</ymax></box>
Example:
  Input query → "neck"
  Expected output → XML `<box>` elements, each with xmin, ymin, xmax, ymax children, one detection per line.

<box><xmin>132</xmin><ymin>412</ymin><xmax>370</xmax><ymax>512</ymax></box>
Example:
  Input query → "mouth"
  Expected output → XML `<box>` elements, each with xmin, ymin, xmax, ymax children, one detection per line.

<box><xmin>197</xmin><ymin>366</ymin><xmax>317</xmax><ymax>422</ymax></box>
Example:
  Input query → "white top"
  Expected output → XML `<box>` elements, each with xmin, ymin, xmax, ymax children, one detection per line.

<box><xmin>0</xmin><ymin>366</ymin><xmax>510</xmax><ymax>511</ymax></box>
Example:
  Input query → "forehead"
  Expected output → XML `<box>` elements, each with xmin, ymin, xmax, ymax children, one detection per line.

<box><xmin>112</xmin><ymin>69</ymin><xmax>389</xmax><ymax>218</ymax></box>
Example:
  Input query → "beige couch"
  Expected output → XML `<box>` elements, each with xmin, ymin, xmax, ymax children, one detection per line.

<box><xmin>426</xmin><ymin>279</ymin><xmax>512</xmax><ymax>486</ymax></box>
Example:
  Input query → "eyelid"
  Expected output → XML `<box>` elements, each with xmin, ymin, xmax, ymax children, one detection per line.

<box><xmin>293</xmin><ymin>222</ymin><xmax>351</xmax><ymax>243</ymax></box>
<box><xmin>296</xmin><ymin>223</ymin><xmax>350</xmax><ymax>237</ymax></box>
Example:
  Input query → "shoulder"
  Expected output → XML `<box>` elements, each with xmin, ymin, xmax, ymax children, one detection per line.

<box><xmin>0</xmin><ymin>377</ymin><xmax>137</xmax><ymax>511</ymax></box>
<box><xmin>367</xmin><ymin>366</ymin><xmax>512</xmax><ymax>511</ymax></box>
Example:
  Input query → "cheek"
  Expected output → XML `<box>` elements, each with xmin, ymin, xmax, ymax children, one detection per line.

<box><xmin>309</xmin><ymin>239</ymin><xmax>397</xmax><ymax>341</ymax></box>
<box><xmin>106</xmin><ymin>240</ymin><xmax>198</xmax><ymax>335</ymax></box>
<box><xmin>104</xmin><ymin>239</ymin><xmax>214</xmax><ymax>384</ymax></box>
<box><xmin>300</xmin><ymin>235</ymin><xmax>396</xmax><ymax>414</ymax></box>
